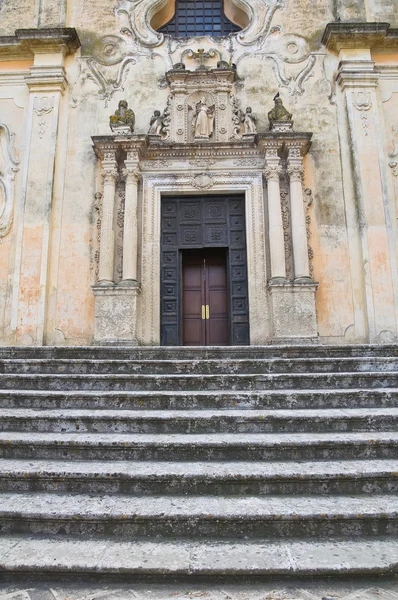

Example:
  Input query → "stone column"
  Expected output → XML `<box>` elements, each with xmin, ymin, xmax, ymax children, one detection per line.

<box><xmin>264</xmin><ymin>148</ymin><xmax>286</xmax><ymax>282</ymax></box>
<box><xmin>287</xmin><ymin>146</ymin><xmax>311</xmax><ymax>282</ymax></box>
<box><xmin>98</xmin><ymin>151</ymin><xmax>118</xmax><ymax>285</ymax></box>
<box><xmin>122</xmin><ymin>158</ymin><xmax>140</xmax><ymax>284</ymax></box>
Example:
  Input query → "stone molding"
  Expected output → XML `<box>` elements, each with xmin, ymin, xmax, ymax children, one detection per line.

<box><xmin>0</xmin><ymin>28</ymin><xmax>81</xmax><ymax>60</ymax></box>
<box><xmin>322</xmin><ymin>22</ymin><xmax>398</xmax><ymax>53</ymax></box>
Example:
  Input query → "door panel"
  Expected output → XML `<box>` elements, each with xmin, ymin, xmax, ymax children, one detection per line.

<box><xmin>182</xmin><ymin>258</ymin><xmax>206</xmax><ymax>346</ymax></box>
<box><xmin>183</xmin><ymin>250</ymin><xmax>229</xmax><ymax>346</ymax></box>
<box><xmin>206</xmin><ymin>254</ymin><xmax>229</xmax><ymax>346</ymax></box>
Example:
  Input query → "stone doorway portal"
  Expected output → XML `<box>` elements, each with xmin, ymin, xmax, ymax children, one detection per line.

<box><xmin>182</xmin><ymin>249</ymin><xmax>229</xmax><ymax>346</ymax></box>
<box><xmin>160</xmin><ymin>195</ymin><xmax>250</xmax><ymax>346</ymax></box>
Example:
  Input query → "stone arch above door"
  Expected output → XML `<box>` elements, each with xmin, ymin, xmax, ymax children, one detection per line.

<box><xmin>117</xmin><ymin>0</ymin><xmax>283</xmax><ymax>48</ymax></box>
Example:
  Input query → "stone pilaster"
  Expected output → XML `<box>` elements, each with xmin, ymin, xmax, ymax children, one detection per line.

<box><xmin>264</xmin><ymin>144</ymin><xmax>286</xmax><ymax>282</ymax></box>
<box><xmin>11</xmin><ymin>31</ymin><xmax>80</xmax><ymax>345</ymax></box>
<box><xmin>287</xmin><ymin>145</ymin><xmax>312</xmax><ymax>282</ymax></box>
<box><xmin>322</xmin><ymin>23</ymin><xmax>398</xmax><ymax>342</ymax></box>
<box><xmin>98</xmin><ymin>151</ymin><xmax>118</xmax><ymax>285</ymax></box>
<box><xmin>337</xmin><ymin>50</ymin><xmax>398</xmax><ymax>342</ymax></box>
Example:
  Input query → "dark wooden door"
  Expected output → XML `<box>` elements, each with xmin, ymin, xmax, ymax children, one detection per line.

<box><xmin>161</xmin><ymin>195</ymin><xmax>249</xmax><ymax>346</ymax></box>
<box><xmin>182</xmin><ymin>250</ymin><xmax>229</xmax><ymax>346</ymax></box>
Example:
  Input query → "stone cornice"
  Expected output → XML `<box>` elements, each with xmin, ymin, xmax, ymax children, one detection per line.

<box><xmin>322</xmin><ymin>22</ymin><xmax>398</xmax><ymax>53</ymax></box>
<box><xmin>0</xmin><ymin>28</ymin><xmax>81</xmax><ymax>60</ymax></box>
<box><xmin>93</xmin><ymin>133</ymin><xmax>313</xmax><ymax>164</ymax></box>
<box><xmin>92</xmin><ymin>135</ymin><xmax>148</xmax><ymax>161</ymax></box>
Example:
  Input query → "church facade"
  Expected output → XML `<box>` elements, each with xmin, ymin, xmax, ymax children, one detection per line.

<box><xmin>0</xmin><ymin>0</ymin><xmax>397</xmax><ymax>347</ymax></box>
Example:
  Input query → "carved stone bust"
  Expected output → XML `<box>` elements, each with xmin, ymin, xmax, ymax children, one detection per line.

<box><xmin>268</xmin><ymin>95</ymin><xmax>293</xmax><ymax>130</ymax></box>
<box><xmin>110</xmin><ymin>100</ymin><xmax>135</xmax><ymax>133</ymax></box>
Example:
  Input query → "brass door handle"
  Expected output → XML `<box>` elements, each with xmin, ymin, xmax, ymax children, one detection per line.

<box><xmin>206</xmin><ymin>305</ymin><xmax>210</xmax><ymax>320</ymax></box>
<box><xmin>202</xmin><ymin>305</ymin><xmax>205</xmax><ymax>320</ymax></box>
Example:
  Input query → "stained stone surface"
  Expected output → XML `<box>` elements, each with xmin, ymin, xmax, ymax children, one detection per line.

<box><xmin>0</xmin><ymin>580</ymin><xmax>397</xmax><ymax>599</ymax></box>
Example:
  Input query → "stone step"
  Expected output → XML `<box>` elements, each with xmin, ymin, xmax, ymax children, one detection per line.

<box><xmin>0</xmin><ymin>431</ymin><xmax>397</xmax><ymax>461</ymax></box>
<box><xmin>2</xmin><ymin>357</ymin><xmax>398</xmax><ymax>375</ymax></box>
<box><xmin>0</xmin><ymin>493</ymin><xmax>397</xmax><ymax>539</ymax></box>
<box><xmin>0</xmin><ymin>459</ymin><xmax>396</xmax><ymax>495</ymax></box>
<box><xmin>1</xmin><ymin>408</ymin><xmax>398</xmax><ymax>434</ymax></box>
<box><xmin>0</xmin><ymin>388</ymin><xmax>396</xmax><ymax>410</ymax></box>
<box><xmin>0</xmin><ymin>344</ymin><xmax>397</xmax><ymax>361</ymax></box>
<box><xmin>0</xmin><ymin>535</ymin><xmax>397</xmax><ymax>576</ymax></box>
<box><xmin>1</xmin><ymin>372</ymin><xmax>397</xmax><ymax>391</ymax></box>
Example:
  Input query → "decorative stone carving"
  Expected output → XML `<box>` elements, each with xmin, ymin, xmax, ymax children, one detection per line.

<box><xmin>353</xmin><ymin>91</ymin><xmax>372</xmax><ymax>136</ymax></box>
<box><xmin>268</xmin><ymin>94</ymin><xmax>293</xmax><ymax>131</ymax></box>
<box><xmin>115</xmin><ymin>0</ymin><xmax>283</xmax><ymax>49</ymax></box>
<box><xmin>164</xmin><ymin>66</ymin><xmax>241</xmax><ymax>144</ymax></box>
<box><xmin>148</xmin><ymin>110</ymin><xmax>166</xmax><ymax>136</ymax></box>
<box><xmin>242</xmin><ymin>107</ymin><xmax>257</xmax><ymax>135</ymax></box>
<box><xmin>110</xmin><ymin>100</ymin><xmax>135</xmax><ymax>134</ymax></box>
<box><xmin>184</xmin><ymin>48</ymin><xmax>220</xmax><ymax>70</ymax></box>
<box><xmin>191</xmin><ymin>173</ymin><xmax>214</xmax><ymax>189</ymax></box>
<box><xmin>0</xmin><ymin>123</ymin><xmax>20</xmax><ymax>239</ymax></box>
<box><xmin>191</xmin><ymin>97</ymin><xmax>215</xmax><ymax>139</ymax></box>
<box><xmin>266</xmin><ymin>55</ymin><xmax>317</xmax><ymax>101</ymax></box>
<box><xmin>388</xmin><ymin>125</ymin><xmax>398</xmax><ymax>176</ymax></box>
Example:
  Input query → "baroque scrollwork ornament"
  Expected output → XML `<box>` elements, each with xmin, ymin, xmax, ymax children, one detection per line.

<box><xmin>0</xmin><ymin>123</ymin><xmax>20</xmax><ymax>239</ymax></box>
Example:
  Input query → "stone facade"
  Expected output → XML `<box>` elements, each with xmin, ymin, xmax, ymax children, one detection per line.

<box><xmin>0</xmin><ymin>1</ymin><xmax>397</xmax><ymax>346</ymax></box>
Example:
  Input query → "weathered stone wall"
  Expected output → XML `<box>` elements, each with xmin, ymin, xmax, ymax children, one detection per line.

<box><xmin>0</xmin><ymin>1</ymin><xmax>397</xmax><ymax>345</ymax></box>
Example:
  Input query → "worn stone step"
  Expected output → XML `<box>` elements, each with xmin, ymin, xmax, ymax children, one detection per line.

<box><xmin>1</xmin><ymin>408</ymin><xmax>398</xmax><ymax>434</ymax></box>
<box><xmin>0</xmin><ymin>431</ymin><xmax>397</xmax><ymax>461</ymax></box>
<box><xmin>0</xmin><ymin>388</ymin><xmax>396</xmax><ymax>410</ymax></box>
<box><xmin>0</xmin><ymin>459</ymin><xmax>396</xmax><ymax>495</ymax></box>
<box><xmin>1</xmin><ymin>372</ymin><xmax>397</xmax><ymax>391</ymax></box>
<box><xmin>0</xmin><ymin>344</ymin><xmax>397</xmax><ymax>361</ymax></box>
<box><xmin>2</xmin><ymin>357</ymin><xmax>398</xmax><ymax>375</ymax></box>
<box><xmin>0</xmin><ymin>493</ymin><xmax>397</xmax><ymax>539</ymax></box>
<box><xmin>0</xmin><ymin>535</ymin><xmax>397</xmax><ymax>577</ymax></box>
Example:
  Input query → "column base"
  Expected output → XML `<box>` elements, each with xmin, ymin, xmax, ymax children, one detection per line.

<box><xmin>92</xmin><ymin>283</ymin><xmax>140</xmax><ymax>345</ymax></box>
<box><xmin>269</xmin><ymin>281</ymin><xmax>318</xmax><ymax>341</ymax></box>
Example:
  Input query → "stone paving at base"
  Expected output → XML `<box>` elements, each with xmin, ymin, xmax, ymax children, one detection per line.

<box><xmin>0</xmin><ymin>581</ymin><xmax>397</xmax><ymax>600</ymax></box>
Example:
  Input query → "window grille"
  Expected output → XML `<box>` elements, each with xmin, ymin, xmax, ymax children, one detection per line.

<box><xmin>159</xmin><ymin>0</ymin><xmax>241</xmax><ymax>37</ymax></box>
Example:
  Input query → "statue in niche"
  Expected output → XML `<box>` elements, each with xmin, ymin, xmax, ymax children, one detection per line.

<box><xmin>110</xmin><ymin>100</ymin><xmax>135</xmax><ymax>133</ymax></box>
<box><xmin>241</xmin><ymin>107</ymin><xmax>257</xmax><ymax>134</ymax></box>
<box><xmin>191</xmin><ymin>97</ymin><xmax>215</xmax><ymax>139</ymax></box>
<box><xmin>268</xmin><ymin>93</ymin><xmax>292</xmax><ymax>129</ymax></box>
<box><xmin>148</xmin><ymin>110</ymin><xmax>165</xmax><ymax>136</ymax></box>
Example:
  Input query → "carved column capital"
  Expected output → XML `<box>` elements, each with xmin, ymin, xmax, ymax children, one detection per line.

<box><xmin>287</xmin><ymin>164</ymin><xmax>304</xmax><ymax>183</ymax></box>
<box><xmin>101</xmin><ymin>168</ymin><xmax>118</xmax><ymax>184</ymax></box>
<box><xmin>264</xmin><ymin>164</ymin><xmax>283</xmax><ymax>182</ymax></box>
<box><xmin>123</xmin><ymin>167</ymin><xmax>141</xmax><ymax>184</ymax></box>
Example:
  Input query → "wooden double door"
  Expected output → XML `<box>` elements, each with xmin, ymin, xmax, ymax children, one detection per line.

<box><xmin>160</xmin><ymin>195</ymin><xmax>250</xmax><ymax>346</ymax></box>
<box><xmin>182</xmin><ymin>249</ymin><xmax>229</xmax><ymax>346</ymax></box>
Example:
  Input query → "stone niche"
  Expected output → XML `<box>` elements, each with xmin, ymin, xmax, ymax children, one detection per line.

<box><xmin>92</xmin><ymin>63</ymin><xmax>318</xmax><ymax>346</ymax></box>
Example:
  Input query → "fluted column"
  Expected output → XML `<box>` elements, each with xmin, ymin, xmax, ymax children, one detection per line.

<box><xmin>264</xmin><ymin>149</ymin><xmax>286</xmax><ymax>282</ymax></box>
<box><xmin>122</xmin><ymin>158</ymin><xmax>141</xmax><ymax>284</ymax></box>
<box><xmin>98</xmin><ymin>152</ymin><xmax>118</xmax><ymax>285</ymax></box>
<box><xmin>287</xmin><ymin>146</ymin><xmax>311</xmax><ymax>282</ymax></box>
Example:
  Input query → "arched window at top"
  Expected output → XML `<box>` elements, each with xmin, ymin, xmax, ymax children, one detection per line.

<box><xmin>159</xmin><ymin>0</ymin><xmax>241</xmax><ymax>37</ymax></box>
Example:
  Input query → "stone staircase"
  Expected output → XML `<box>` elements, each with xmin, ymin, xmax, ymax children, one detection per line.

<box><xmin>0</xmin><ymin>344</ymin><xmax>397</xmax><ymax>578</ymax></box>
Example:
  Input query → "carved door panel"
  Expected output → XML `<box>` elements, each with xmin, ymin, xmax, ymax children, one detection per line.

<box><xmin>161</xmin><ymin>195</ymin><xmax>250</xmax><ymax>346</ymax></box>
